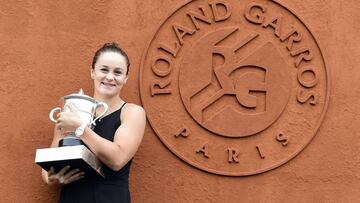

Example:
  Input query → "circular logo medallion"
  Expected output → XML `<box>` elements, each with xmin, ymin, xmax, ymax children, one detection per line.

<box><xmin>140</xmin><ymin>0</ymin><xmax>330</xmax><ymax>176</ymax></box>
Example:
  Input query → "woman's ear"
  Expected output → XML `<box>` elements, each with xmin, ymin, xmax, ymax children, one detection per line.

<box><xmin>90</xmin><ymin>68</ymin><xmax>94</xmax><ymax>79</ymax></box>
<box><xmin>124</xmin><ymin>75</ymin><xmax>128</xmax><ymax>84</ymax></box>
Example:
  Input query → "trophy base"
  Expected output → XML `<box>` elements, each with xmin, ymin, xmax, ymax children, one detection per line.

<box><xmin>35</xmin><ymin>145</ymin><xmax>104</xmax><ymax>178</ymax></box>
<box><xmin>59</xmin><ymin>137</ymin><xmax>83</xmax><ymax>147</ymax></box>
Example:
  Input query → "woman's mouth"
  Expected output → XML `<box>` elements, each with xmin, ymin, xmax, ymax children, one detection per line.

<box><xmin>101</xmin><ymin>82</ymin><xmax>116</xmax><ymax>87</ymax></box>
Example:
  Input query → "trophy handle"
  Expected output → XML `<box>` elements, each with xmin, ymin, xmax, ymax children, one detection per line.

<box><xmin>92</xmin><ymin>102</ymin><xmax>108</xmax><ymax>125</ymax></box>
<box><xmin>49</xmin><ymin>107</ymin><xmax>62</xmax><ymax>123</ymax></box>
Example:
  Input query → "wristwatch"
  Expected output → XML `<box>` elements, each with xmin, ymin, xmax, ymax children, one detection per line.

<box><xmin>75</xmin><ymin>122</ymin><xmax>87</xmax><ymax>138</ymax></box>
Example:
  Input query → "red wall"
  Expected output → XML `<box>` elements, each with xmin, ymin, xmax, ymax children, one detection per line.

<box><xmin>0</xmin><ymin>0</ymin><xmax>359</xmax><ymax>202</ymax></box>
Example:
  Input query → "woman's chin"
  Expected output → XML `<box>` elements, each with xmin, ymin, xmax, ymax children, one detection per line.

<box><xmin>97</xmin><ymin>89</ymin><xmax>118</xmax><ymax>97</ymax></box>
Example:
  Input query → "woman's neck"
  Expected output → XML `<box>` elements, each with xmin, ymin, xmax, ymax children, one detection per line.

<box><xmin>93</xmin><ymin>93</ymin><xmax>124</xmax><ymax>114</ymax></box>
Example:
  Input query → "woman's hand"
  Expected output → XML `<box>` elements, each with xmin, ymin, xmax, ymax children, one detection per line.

<box><xmin>56</xmin><ymin>103</ymin><xmax>83</xmax><ymax>135</ymax></box>
<box><xmin>46</xmin><ymin>166</ymin><xmax>84</xmax><ymax>186</ymax></box>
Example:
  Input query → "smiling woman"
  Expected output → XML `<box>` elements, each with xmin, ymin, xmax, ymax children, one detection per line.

<box><xmin>41</xmin><ymin>42</ymin><xmax>146</xmax><ymax>203</ymax></box>
<box><xmin>92</xmin><ymin>51</ymin><xmax>129</xmax><ymax>99</ymax></box>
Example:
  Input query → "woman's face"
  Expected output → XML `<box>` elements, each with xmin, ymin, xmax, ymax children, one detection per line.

<box><xmin>91</xmin><ymin>51</ymin><xmax>128</xmax><ymax>98</ymax></box>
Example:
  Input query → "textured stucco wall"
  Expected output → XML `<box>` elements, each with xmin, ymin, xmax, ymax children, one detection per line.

<box><xmin>0</xmin><ymin>0</ymin><xmax>359</xmax><ymax>202</ymax></box>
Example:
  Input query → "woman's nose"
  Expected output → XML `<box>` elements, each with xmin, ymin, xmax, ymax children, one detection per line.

<box><xmin>105</xmin><ymin>72</ymin><xmax>115</xmax><ymax>80</ymax></box>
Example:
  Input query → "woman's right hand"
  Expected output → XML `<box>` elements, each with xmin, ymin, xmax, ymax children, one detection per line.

<box><xmin>46</xmin><ymin>166</ymin><xmax>85</xmax><ymax>186</ymax></box>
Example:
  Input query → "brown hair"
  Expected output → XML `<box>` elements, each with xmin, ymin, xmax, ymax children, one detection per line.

<box><xmin>92</xmin><ymin>42</ymin><xmax>130</xmax><ymax>75</ymax></box>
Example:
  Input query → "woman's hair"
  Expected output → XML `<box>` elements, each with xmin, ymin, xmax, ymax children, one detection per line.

<box><xmin>92</xmin><ymin>42</ymin><xmax>130</xmax><ymax>75</ymax></box>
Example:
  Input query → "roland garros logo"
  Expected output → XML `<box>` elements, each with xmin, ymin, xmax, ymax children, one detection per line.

<box><xmin>140</xmin><ymin>0</ymin><xmax>329</xmax><ymax>176</ymax></box>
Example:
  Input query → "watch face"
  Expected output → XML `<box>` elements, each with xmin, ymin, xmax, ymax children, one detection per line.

<box><xmin>75</xmin><ymin>128</ymin><xmax>84</xmax><ymax>137</ymax></box>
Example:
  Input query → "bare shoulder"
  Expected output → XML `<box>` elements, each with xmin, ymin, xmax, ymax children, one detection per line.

<box><xmin>121</xmin><ymin>103</ymin><xmax>146</xmax><ymax>120</ymax></box>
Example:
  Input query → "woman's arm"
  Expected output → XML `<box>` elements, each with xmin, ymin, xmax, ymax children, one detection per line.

<box><xmin>80</xmin><ymin>104</ymin><xmax>146</xmax><ymax>171</ymax></box>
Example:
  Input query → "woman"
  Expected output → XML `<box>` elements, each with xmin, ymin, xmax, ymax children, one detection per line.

<box><xmin>41</xmin><ymin>42</ymin><xmax>146</xmax><ymax>203</ymax></box>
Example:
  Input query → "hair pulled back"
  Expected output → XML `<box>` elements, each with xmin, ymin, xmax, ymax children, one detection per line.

<box><xmin>92</xmin><ymin>42</ymin><xmax>130</xmax><ymax>75</ymax></box>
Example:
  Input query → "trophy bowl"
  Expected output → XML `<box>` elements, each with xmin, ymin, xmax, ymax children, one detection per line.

<box><xmin>49</xmin><ymin>89</ymin><xmax>108</xmax><ymax>147</ymax></box>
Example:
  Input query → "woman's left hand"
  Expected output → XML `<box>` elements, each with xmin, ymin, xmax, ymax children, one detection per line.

<box><xmin>56</xmin><ymin>103</ymin><xmax>83</xmax><ymax>135</ymax></box>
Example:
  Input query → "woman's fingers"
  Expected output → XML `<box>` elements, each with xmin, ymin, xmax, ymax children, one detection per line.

<box><xmin>56</xmin><ymin>112</ymin><xmax>62</xmax><ymax>121</ymax></box>
<box><xmin>63</xmin><ymin>168</ymin><xmax>80</xmax><ymax>179</ymax></box>
<box><xmin>47</xmin><ymin>166</ymin><xmax>84</xmax><ymax>185</ymax></box>
<box><xmin>46</xmin><ymin>167</ymin><xmax>58</xmax><ymax>185</ymax></box>
<box><xmin>60</xmin><ymin>167</ymin><xmax>84</xmax><ymax>184</ymax></box>
<box><xmin>64</xmin><ymin>174</ymin><xmax>84</xmax><ymax>184</ymax></box>
<box><xmin>48</xmin><ymin>167</ymin><xmax>55</xmax><ymax>176</ymax></box>
<box><xmin>63</xmin><ymin>171</ymin><xmax>85</xmax><ymax>184</ymax></box>
<box><xmin>58</xmin><ymin>165</ymin><xmax>71</xmax><ymax>176</ymax></box>
<box><xmin>55</xmin><ymin>108</ymin><xmax>82</xmax><ymax>133</ymax></box>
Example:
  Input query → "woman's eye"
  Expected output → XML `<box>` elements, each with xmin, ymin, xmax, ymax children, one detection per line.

<box><xmin>100</xmin><ymin>69</ymin><xmax>108</xmax><ymax>72</ymax></box>
<box><xmin>114</xmin><ymin>71</ymin><xmax>122</xmax><ymax>76</ymax></box>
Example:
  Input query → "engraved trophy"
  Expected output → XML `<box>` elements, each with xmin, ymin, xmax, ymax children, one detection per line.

<box><xmin>35</xmin><ymin>89</ymin><xmax>108</xmax><ymax>178</ymax></box>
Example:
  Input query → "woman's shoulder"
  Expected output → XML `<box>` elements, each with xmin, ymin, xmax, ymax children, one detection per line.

<box><xmin>121</xmin><ymin>103</ymin><xmax>146</xmax><ymax>118</ymax></box>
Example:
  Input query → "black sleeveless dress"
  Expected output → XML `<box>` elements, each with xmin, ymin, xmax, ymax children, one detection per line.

<box><xmin>59</xmin><ymin>103</ymin><xmax>131</xmax><ymax>203</ymax></box>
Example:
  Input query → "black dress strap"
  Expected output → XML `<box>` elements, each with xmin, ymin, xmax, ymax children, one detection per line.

<box><xmin>119</xmin><ymin>102</ymin><xmax>127</xmax><ymax>111</ymax></box>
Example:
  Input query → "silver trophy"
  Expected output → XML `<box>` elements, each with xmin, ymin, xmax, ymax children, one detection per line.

<box><xmin>49</xmin><ymin>89</ymin><xmax>108</xmax><ymax>146</ymax></box>
<box><xmin>35</xmin><ymin>89</ymin><xmax>108</xmax><ymax>178</ymax></box>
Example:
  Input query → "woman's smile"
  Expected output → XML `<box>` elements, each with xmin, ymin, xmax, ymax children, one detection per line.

<box><xmin>101</xmin><ymin>82</ymin><xmax>116</xmax><ymax>87</ymax></box>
